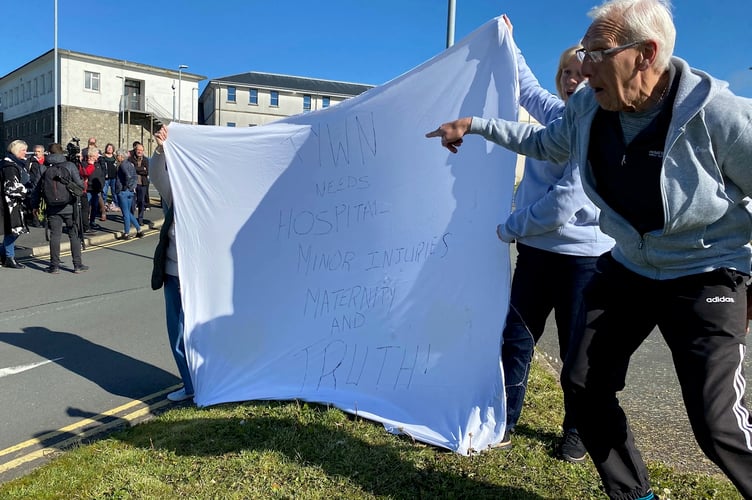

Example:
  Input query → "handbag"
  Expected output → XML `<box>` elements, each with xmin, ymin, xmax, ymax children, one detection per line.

<box><xmin>151</xmin><ymin>205</ymin><xmax>174</xmax><ymax>290</ymax></box>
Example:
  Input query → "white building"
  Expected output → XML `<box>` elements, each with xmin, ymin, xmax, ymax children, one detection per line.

<box><xmin>199</xmin><ymin>72</ymin><xmax>374</xmax><ymax>127</ymax></box>
<box><xmin>0</xmin><ymin>49</ymin><xmax>204</xmax><ymax>153</ymax></box>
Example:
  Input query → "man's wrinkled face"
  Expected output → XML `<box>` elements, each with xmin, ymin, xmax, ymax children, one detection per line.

<box><xmin>34</xmin><ymin>147</ymin><xmax>44</xmax><ymax>160</ymax></box>
<box><xmin>134</xmin><ymin>146</ymin><xmax>144</xmax><ymax>158</ymax></box>
<box><xmin>580</xmin><ymin>19</ymin><xmax>643</xmax><ymax>112</ymax></box>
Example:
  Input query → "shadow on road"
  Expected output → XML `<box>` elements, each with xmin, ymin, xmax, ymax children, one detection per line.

<box><xmin>0</xmin><ymin>326</ymin><xmax>179</xmax><ymax>399</ymax></box>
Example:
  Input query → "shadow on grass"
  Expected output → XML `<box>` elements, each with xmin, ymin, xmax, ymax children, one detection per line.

<box><xmin>513</xmin><ymin>423</ymin><xmax>562</xmax><ymax>458</ymax></box>
<box><xmin>112</xmin><ymin>402</ymin><xmax>546</xmax><ymax>499</ymax></box>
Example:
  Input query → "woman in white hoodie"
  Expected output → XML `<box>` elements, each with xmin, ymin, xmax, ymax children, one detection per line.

<box><xmin>496</xmin><ymin>15</ymin><xmax>614</xmax><ymax>462</ymax></box>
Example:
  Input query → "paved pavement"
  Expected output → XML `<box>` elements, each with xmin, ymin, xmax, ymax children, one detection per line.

<box><xmin>15</xmin><ymin>195</ymin><xmax>165</xmax><ymax>261</ymax></box>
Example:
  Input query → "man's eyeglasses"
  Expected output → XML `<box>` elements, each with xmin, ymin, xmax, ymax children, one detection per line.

<box><xmin>576</xmin><ymin>41</ymin><xmax>641</xmax><ymax>63</ymax></box>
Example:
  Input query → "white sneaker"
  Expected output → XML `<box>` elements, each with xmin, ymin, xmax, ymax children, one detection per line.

<box><xmin>167</xmin><ymin>388</ymin><xmax>194</xmax><ymax>402</ymax></box>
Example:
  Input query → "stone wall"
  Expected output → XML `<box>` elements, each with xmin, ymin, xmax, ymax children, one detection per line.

<box><xmin>1</xmin><ymin>106</ymin><xmax>157</xmax><ymax>154</ymax></box>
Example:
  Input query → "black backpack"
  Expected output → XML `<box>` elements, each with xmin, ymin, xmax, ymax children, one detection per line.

<box><xmin>43</xmin><ymin>165</ymin><xmax>73</xmax><ymax>206</ymax></box>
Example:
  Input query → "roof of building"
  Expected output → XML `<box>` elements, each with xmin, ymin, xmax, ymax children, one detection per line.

<box><xmin>210</xmin><ymin>71</ymin><xmax>374</xmax><ymax>96</ymax></box>
<box><xmin>0</xmin><ymin>48</ymin><xmax>206</xmax><ymax>82</ymax></box>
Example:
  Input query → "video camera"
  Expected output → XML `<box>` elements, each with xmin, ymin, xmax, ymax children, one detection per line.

<box><xmin>66</xmin><ymin>137</ymin><xmax>81</xmax><ymax>163</ymax></box>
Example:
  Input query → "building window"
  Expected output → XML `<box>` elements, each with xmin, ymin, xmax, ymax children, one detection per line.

<box><xmin>303</xmin><ymin>94</ymin><xmax>311</xmax><ymax>112</ymax></box>
<box><xmin>322</xmin><ymin>96</ymin><xmax>330</xmax><ymax>108</ymax></box>
<box><xmin>270</xmin><ymin>90</ymin><xmax>279</xmax><ymax>107</ymax></box>
<box><xmin>227</xmin><ymin>122</ymin><xmax>236</xmax><ymax>127</ymax></box>
<box><xmin>249</xmin><ymin>88</ymin><xmax>258</xmax><ymax>105</ymax></box>
<box><xmin>84</xmin><ymin>71</ymin><xmax>100</xmax><ymax>91</ymax></box>
<box><xmin>227</xmin><ymin>86</ymin><xmax>236</xmax><ymax>102</ymax></box>
<box><xmin>33</xmin><ymin>79</ymin><xmax>38</xmax><ymax>97</ymax></box>
<box><xmin>48</xmin><ymin>71</ymin><xmax>53</xmax><ymax>93</ymax></box>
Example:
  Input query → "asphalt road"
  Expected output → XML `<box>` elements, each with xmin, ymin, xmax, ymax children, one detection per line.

<box><xmin>0</xmin><ymin>234</ymin><xmax>182</xmax><ymax>482</ymax></box>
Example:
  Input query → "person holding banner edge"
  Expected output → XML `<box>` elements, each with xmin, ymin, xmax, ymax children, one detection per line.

<box><xmin>426</xmin><ymin>0</ymin><xmax>752</xmax><ymax>498</ymax></box>
<box><xmin>151</xmin><ymin>125</ymin><xmax>195</xmax><ymax>403</ymax></box>
<box><xmin>494</xmin><ymin>15</ymin><xmax>615</xmax><ymax>464</ymax></box>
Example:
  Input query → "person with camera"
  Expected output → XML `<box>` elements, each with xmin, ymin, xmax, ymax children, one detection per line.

<box><xmin>33</xmin><ymin>143</ymin><xmax>88</xmax><ymax>274</ymax></box>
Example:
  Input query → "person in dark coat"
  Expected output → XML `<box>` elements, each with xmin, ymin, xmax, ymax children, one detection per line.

<box><xmin>32</xmin><ymin>143</ymin><xmax>88</xmax><ymax>274</ymax></box>
<box><xmin>27</xmin><ymin>145</ymin><xmax>47</xmax><ymax>227</ymax></box>
<box><xmin>0</xmin><ymin>139</ymin><xmax>30</xmax><ymax>269</ymax></box>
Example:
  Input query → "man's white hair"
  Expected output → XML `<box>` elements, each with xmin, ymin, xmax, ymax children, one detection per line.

<box><xmin>589</xmin><ymin>0</ymin><xmax>675</xmax><ymax>71</ymax></box>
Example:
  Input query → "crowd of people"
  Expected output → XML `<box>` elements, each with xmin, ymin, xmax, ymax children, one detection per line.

<box><xmin>0</xmin><ymin>136</ymin><xmax>151</xmax><ymax>272</ymax></box>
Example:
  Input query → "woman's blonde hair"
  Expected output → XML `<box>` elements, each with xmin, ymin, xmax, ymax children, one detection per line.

<box><xmin>7</xmin><ymin>139</ymin><xmax>28</xmax><ymax>157</ymax></box>
<box><xmin>554</xmin><ymin>45</ymin><xmax>583</xmax><ymax>100</ymax></box>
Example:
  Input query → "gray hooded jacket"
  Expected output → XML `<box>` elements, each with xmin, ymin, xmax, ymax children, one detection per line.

<box><xmin>470</xmin><ymin>56</ymin><xmax>752</xmax><ymax>280</ymax></box>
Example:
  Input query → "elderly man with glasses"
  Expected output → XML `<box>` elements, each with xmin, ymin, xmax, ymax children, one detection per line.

<box><xmin>427</xmin><ymin>0</ymin><xmax>752</xmax><ymax>498</ymax></box>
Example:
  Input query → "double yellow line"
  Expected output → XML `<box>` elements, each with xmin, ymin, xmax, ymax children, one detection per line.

<box><xmin>0</xmin><ymin>384</ymin><xmax>181</xmax><ymax>476</ymax></box>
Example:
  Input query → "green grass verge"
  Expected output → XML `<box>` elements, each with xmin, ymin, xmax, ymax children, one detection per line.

<box><xmin>0</xmin><ymin>360</ymin><xmax>740</xmax><ymax>499</ymax></box>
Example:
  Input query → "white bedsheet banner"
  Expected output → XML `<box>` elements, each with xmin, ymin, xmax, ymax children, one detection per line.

<box><xmin>164</xmin><ymin>17</ymin><xmax>519</xmax><ymax>454</ymax></box>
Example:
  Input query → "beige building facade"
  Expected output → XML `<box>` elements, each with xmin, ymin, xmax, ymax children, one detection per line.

<box><xmin>0</xmin><ymin>49</ymin><xmax>204</xmax><ymax>154</ymax></box>
<box><xmin>198</xmin><ymin>72</ymin><xmax>374</xmax><ymax>128</ymax></box>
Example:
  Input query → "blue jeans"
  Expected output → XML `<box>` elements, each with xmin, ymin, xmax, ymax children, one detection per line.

<box><xmin>502</xmin><ymin>242</ymin><xmax>599</xmax><ymax>432</ymax></box>
<box><xmin>1</xmin><ymin>233</ymin><xmax>19</xmax><ymax>258</ymax></box>
<box><xmin>135</xmin><ymin>184</ymin><xmax>148</xmax><ymax>223</ymax></box>
<box><xmin>102</xmin><ymin>179</ymin><xmax>118</xmax><ymax>206</ymax></box>
<box><xmin>117</xmin><ymin>191</ymin><xmax>141</xmax><ymax>235</ymax></box>
<box><xmin>164</xmin><ymin>274</ymin><xmax>194</xmax><ymax>394</ymax></box>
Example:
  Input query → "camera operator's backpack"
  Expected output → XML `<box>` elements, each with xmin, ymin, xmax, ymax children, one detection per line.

<box><xmin>43</xmin><ymin>164</ymin><xmax>73</xmax><ymax>206</ymax></box>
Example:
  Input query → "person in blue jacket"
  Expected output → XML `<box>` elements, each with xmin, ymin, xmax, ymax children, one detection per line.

<box><xmin>428</xmin><ymin>1</ymin><xmax>752</xmax><ymax>498</ymax></box>
<box><xmin>496</xmin><ymin>15</ymin><xmax>614</xmax><ymax>463</ymax></box>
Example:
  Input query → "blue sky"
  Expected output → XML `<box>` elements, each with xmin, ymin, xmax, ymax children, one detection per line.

<box><xmin>3</xmin><ymin>0</ymin><xmax>751</xmax><ymax>98</ymax></box>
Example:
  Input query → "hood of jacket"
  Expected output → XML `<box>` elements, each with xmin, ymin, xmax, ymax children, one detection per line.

<box><xmin>566</xmin><ymin>56</ymin><xmax>752</xmax><ymax>279</ymax></box>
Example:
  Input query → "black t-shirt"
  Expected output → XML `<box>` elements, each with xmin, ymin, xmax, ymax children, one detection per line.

<box><xmin>588</xmin><ymin>74</ymin><xmax>679</xmax><ymax>235</ymax></box>
<box><xmin>101</xmin><ymin>156</ymin><xmax>118</xmax><ymax>179</ymax></box>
